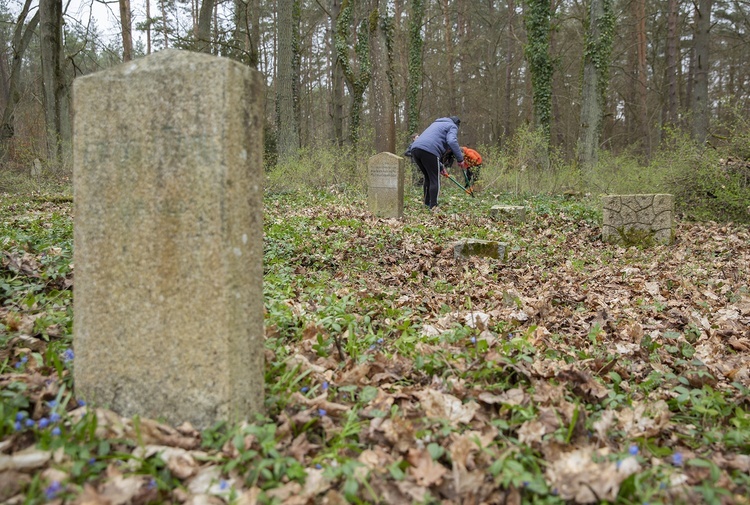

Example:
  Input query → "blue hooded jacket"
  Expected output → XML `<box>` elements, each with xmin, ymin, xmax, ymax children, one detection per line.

<box><xmin>411</xmin><ymin>117</ymin><xmax>464</xmax><ymax>163</ymax></box>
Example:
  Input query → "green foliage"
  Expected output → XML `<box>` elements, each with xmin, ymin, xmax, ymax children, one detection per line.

<box><xmin>582</xmin><ymin>0</ymin><xmax>615</xmax><ymax>104</ymax></box>
<box><xmin>407</xmin><ymin>0</ymin><xmax>424</xmax><ymax>137</ymax></box>
<box><xmin>523</xmin><ymin>0</ymin><xmax>555</xmax><ymax>142</ymax></box>
<box><xmin>334</xmin><ymin>0</ymin><xmax>371</xmax><ymax>146</ymax></box>
<box><xmin>658</xmin><ymin>129</ymin><xmax>750</xmax><ymax>223</ymax></box>
<box><xmin>265</xmin><ymin>143</ymin><xmax>366</xmax><ymax>193</ymax></box>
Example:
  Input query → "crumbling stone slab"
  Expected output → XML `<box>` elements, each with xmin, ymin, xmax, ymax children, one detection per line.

<box><xmin>454</xmin><ymin>239</ymin><xmax>508</xmax><ymax>260</ymax></box>
<box><xmin>490</xmin><ymin>205</ymin><xmax>527</xmax><ymax>223</ymax></box>
<box><xmin>602</xmin><ymin>194</ymin><xmax>674</xmax><ymax>245</ymax></box>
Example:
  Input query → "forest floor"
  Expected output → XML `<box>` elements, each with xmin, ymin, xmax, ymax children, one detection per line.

<box><xmin>1</xmin><ymin>185</ymin><xmax>749</xmax><ymax>504</ymax></box>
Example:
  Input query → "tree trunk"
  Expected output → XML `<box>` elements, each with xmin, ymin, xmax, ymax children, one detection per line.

<box><xmin>277</xmin><ymin>0</ymin><xmax>300</xmax><ymax>161</ymax></box>
<box><xmin>523</xmin><ymin>0</ymin><xmax>554</xmax><ymax>143</ymax></box>
<box><xmin>0</xmin><ymin>0</ymin><xmax>39</xmax><ymax>152</ymax></box>
<box><xmin>664</xmin><ymin>0</ymin><xmax>679</xmax><ymax>126</ymax></box>
<box><xmin>334</xmin><ymin>0</ymin><xmax>371</xmax><ymax>146</ymax></box>
<box><xmin>441</xmin><ymin>0</ymin><xmax>456</xmax><ymax>112</ymax></box>
<box><xmin>406</xmin><ymin>0</ymin><xmax>423</xmax><ymax>137</ymax></box>
<box><xmin>577</xmin><ymin>0</ymin><xmax>613</xmax><ymax>173</ymax></box>
<box><xmin>369</xmin><ymin>0</ymin><xmax>395</xmax><ymax>153</ymax></box>
<box><xmin>119</xmin><ymin>0</ymin><xmax>133</xmax><ymax>61</ymax></box>
<box><xmin>692</xmin><ymin>0</ymin><xmax>711</xmax><ymax>143</ymax></box>
<box><xmin>195</xmin><ymin>0</ymin><xmax>215</xmax><ymax>53</ymax></box>
<box><xmin>160</xmin><ymin>0</ymin><xmax>169</xmax><ymax>48</ymax></box>
<box><xmin>40</xmin><ymin>0</ymin><xmax>70</xmax><ymax>169</ymax></box>
<box><xmin>146</xmin><ymin>0</ymin><xmax>152</xmax><ymax>54</ymax></box>
<box><xmin>504</xmin><ymin>0</ymin><xmax>516</xmax><ymax>143</ymax></box>
<box><xmin>634</xmin><ymin>0</ymin><xmax>649</xmax><ymax>155</ymax></box>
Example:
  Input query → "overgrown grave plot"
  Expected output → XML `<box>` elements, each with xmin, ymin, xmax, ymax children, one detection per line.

<box><xmin>1</xmin><ymin>189</ymin><xmax>750</xmax><ymax>504</ymax></box>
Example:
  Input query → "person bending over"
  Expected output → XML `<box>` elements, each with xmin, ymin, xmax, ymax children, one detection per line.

<box><xmin>409</xmin><ymin>116</ymin><xmax>467</xmax><ymax>210</ymax></box>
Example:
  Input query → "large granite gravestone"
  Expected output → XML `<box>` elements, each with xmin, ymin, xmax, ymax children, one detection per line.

<box><xmin>601</xmin><ymin>194</ymin><xmax>675</xmax><ymax>245</ymax></box>
<box><xmin>367</xmin><ymin>152</ymin><xmax>404</xmax><ymax>218</ymax></box>
<box><xmin>73</xmin><ymin>50</ymin><xmax>265</xmax><ymax>428</ymax></box>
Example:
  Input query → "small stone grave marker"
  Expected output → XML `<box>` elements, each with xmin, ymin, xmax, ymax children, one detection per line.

<box><xmin>454</xmin><ymin>239</ymin><xmax>508</xmax><ymax>260</ymax></box>
<box><xmin>601</xmin><ymin>194</ymin><xmax>674</xmax><ymax>245</ymax></box>
<box><xmin>490</xmin><ymin>205</ymin><xmax>526</xmax><ymax>223</ymax></box>
<box><xmin>73</xmin><ymin>50</ymin><xmax>265</xmax><ymax>428</ymax></box>
<box><xmin>367</xmin><ymin>152</ymin><xmax>404</xmax><ymax>218</ymax></box>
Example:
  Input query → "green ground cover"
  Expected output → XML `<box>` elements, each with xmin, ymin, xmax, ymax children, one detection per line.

<box><xmin>1</xmin><ymin>184</ymin><xmax>749</xmax><ymax>504</ymax></box>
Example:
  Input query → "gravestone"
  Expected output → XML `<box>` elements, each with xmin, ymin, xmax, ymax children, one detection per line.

<box><xmin>490</xmin><ymin>205</ymin><xmax>526</xmax><ymax>223</ymax></box>
<box><xmin>601</xmin><ymin>194</ymin><xmax>674</xmax><ymax>245</ymax></box>
<box><xmin>367</xmin><ymin>152</ymin><xmax>404</xmax><ymax>218</ymax></box>
<box><xmin>73</xmin><ymin>50</ymin><xmax>265</xmax><ymax>428</ymax></box>
<box><xmin>454</xmin><ymin>239</ymin><xmax>508</xmax><ymax>260</ymax></box>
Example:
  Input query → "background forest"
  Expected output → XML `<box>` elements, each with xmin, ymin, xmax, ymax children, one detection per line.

<box><xmin>0</xmin><ymin>0</ymin><xmax>749</xmax><ymax>222</ymax></box>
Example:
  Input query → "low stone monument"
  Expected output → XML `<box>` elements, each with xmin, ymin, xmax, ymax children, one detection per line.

<box><xmin>601</xmin><ymin>194</ymin><xmax>674</xmax><ymax>245</ymax></box>
<box><xmin>73</xmin><ymin>50</ymin><xmax>265</xmax><ymax>428</ymax></box>
<box><xmin>454</xmin><ymin>239</ymin><xmax>508</xmax><ymax>260</ymax></box>
<box><xmin>367</xmin><ymin>152</ymin><xmax>404</xmax><ymax>218</ymax></box>
<box><xmin>490</xmin><ymin>205</ymin><xmax>526</xmax><ymax>223</ymax></box>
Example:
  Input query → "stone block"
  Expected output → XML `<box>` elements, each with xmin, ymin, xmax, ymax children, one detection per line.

<box><xmin>490</xmin><ymin>205</ymin><xmax>526</xmax><ymax>223</ymax></box>
<box><xmin>454</xmin><ymin>239</ymin><xmax>508</xmax><ymax>260</ymax></box>
<box><xmin>601</xmin><ymin>194</ymin><xmax>674</xmax><ymax>245</ymax></box>
<box><xmin>367</xmin><ymin>152</ymin><xmax>404</xmax><ymax>218</ymax></box>
<box><xmin>73</xmin><ymin>50</ymin><xmax>265</xmax><ymax>428</ymax></box>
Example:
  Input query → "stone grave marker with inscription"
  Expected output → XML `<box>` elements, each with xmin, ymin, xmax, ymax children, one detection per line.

<box><xmin>367</xmin><ymin>152</ymin><xmax>404</xmax><ymax>218</ymax></box>
<box><xmin>601</xmin><ymin>194</ymin><xmax>675</xmax><ymax>245</ymax></box>
<box><xmin>73</xmin><ymin>50</ymin><xmax>265</xmax><ymax>429</ymax></box>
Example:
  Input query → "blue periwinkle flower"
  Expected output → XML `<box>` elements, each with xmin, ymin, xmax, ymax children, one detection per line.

<box><xmin>45</xmin><ymin>481</ymin><xmax>62</xmax><ymax>500</ymax></box>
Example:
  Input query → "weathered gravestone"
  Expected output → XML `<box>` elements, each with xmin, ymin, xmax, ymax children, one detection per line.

<box><xmin>454</xmin><ymin>239</ymin><xmax>508</xmax><ymax>260</ymax></box>
<box><xmin>367</xmin><ymin>152</ymin><xmax>404</xmax><ymax>218</ymax></box>
<box><xmin>601</xmin><ymin>194</ymin><xmax>675</xmax><ymax>245</ymax></box>
<box><xmin>73</xmin><ymin>50</ymin><xmax>264</xmax><ymax>428</ymax></box>
<box><xmin>490</xmin><ymin>205</ymin><xmax>527</xmax><ymax>223</ymax></box>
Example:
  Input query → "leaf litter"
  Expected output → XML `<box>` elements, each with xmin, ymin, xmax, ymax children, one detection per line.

<box><xmin>1</xmin><ymin>191</ymin><xmax>750</xmax><ymax>504</ymax></box>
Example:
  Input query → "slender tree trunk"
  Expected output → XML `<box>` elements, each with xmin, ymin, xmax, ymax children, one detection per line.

<box><xmin>577</xmin><ymin>0</ymin><xmax>613</xmax><ymax>173</ymax></box>
<box><xmin>146</xmin><ymin>0</ymin><xmax>152</xmax><ymax>54</ymax></box>
<box><xmin>119</xmin><ymin>0</ymin><xmax>133</xmax><ymax>61</ymax></box>
<box><xmin>665</xmin><ymin>0</ymin><xmax>679</xmax><ymax>126</ymax></box>
<box><xmin>369</xmin><ymin>0</ymin><xmax>395</xmax><ymax>153</ymax></box>
<box><xmin>0</xmin><ymin>0</ymin><xmax>39</xmax><ymax>151</ymax></box>
<box><xmin>692</xmin><ymin>0</ymin><xmax>711</xmax><ymax>143</ymax></box>
<box><xmin>160</xmin><ymin>0</ymin><xmax>169</xmax><ymax>48</ymax></box>
<box><xmin>441</xmin><ymin>0</ymin><xmax>456</xmax><ymax>112</ymax></box>
<box><xmin>406</xmin><ymin>0</ymin><xmax>423</xmax><ymax>136</ymax></box>
<box><xmin>40</xmin><ymin>0</ymin><xmax>70</xmax><ymax>169</ymax></box>
<box><xmin>196</xmin><ymin>0</ymin><xmax>215</xmax><ymax>53</ymax></box>
<box><xmin>504</xmin><ymin>0</ymin><xmax>516</xmax><ymax>143</ymax></box>
<box><xmin>634</xmin><ymin>0</ymin><xmax>649</xmax><ymax>155</ymax></box>
<box><xmin>524</xmin><ymin>0</ymin><xmax>554</xmax><ymax>144</ymax></box>
<box><xmin>277</xmin><ymin>0</ymin><xmax>300</xmax><ymax>161</ymax></box>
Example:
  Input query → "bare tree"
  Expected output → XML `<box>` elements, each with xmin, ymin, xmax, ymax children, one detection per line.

<box><xmin>119</xmin><ymin>0</ymin><xmax>133</xmax><ymax>61</ymax></box>
<box><xmin>369</xmin><ymin>0</ymin><xmax>395</xmax><ymax>153</ymax></box>
<box><xmin>277</xmin><ymin>0</ymin><xmax>300</xmax><ymax>161</ymax></box>
<box><xmin>40</xmin><ymin>0</ymin><xmax>71</xmax><ymax>168</ymax></box>
<box><xmin>0</xmin><ymin>0</ymin><xmax>39</xmax><ymax>153</ymax></box>
<box><xmin>692</xmin><ymin>0</ymin><xmax>712</xmax><ymax>143</ymax></box>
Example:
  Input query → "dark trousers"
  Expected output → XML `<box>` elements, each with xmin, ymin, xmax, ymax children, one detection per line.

<box><xmin>411</xmin><ymin>148</ymin><xmax>441</xmax><ymax>208</ymax></box>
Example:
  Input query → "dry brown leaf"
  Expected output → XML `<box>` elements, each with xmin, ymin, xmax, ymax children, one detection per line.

<box><xmin>406</xmin><ymin>448</ymin><xmax>448</xmax><ymax>487</ymax></box>
<box><xmin>413</xmin><ymin>388</ymin><xmax>479</xmax><ymax>425</ymax></box>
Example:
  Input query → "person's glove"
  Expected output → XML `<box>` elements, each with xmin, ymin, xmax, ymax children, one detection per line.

<box><xmin>440</xmin><ymin>167</ymin><xmax>449</xmax><ymax>177</ymax></box>
<box><xmin>458</xmin><ymin>160</ymin><xmax>468</xmax><ymax>170</ymax></box>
